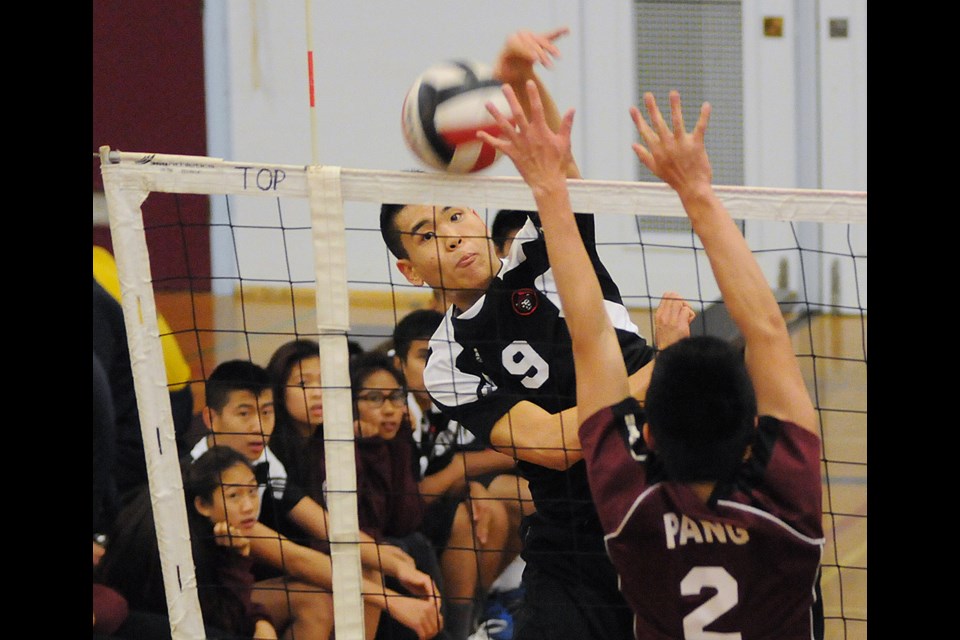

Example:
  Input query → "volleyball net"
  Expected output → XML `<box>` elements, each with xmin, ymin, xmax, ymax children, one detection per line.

<box><xmin>98</xmin><ymin>146</ymin><xmax>867</xmax><ymax>640</ymax></box>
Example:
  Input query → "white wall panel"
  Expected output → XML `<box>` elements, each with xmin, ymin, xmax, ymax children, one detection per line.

<box><xmin>202</xmin><ymin>1</ymin><xmax>865</xmax><ymax>310</ymax></box>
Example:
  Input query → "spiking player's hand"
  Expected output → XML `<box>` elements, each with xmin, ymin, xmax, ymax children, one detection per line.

<box><xmin>494</xmin><ymin>27</ymin><xmax>569</xmax><ymax>84</ymax></box>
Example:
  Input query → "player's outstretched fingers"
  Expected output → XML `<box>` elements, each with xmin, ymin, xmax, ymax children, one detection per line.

<box><xmin>524</xmin><ymin>79</ymin><xmax>547</xmax><ymax>124</ymax></box>
<box><xmin>481</xmin><ymin>98</ymin><xmax>515</xmax><ymax>143</ymax></box>
<box><xmin>558</xmin><ymin>107</ymin><xmax>575</xmax><ymax>140</ymax></box>
<box><xmin>541</xmin><ymin>26</ymin><xmax>569</xmax><ymax>46</ymax></box>
<box><xmin>534</xmin><ymin>27</ymin><xmax>569</xmax><ymax>65</ymax></box>
<box><xmin>503</xmin><ymin>83</ymin><xmax>529</xmax><ymax>130</ymax></box>
<box><xmin>669</xmin><ymin>90</ymin><xmax>686</xmax><ymax>138</ymax></box>
<box><xmin>630</xmin><ymin>105</ymin><xmax>655</xmax><ymax>143</ymax></box>
<box><xmin>630</xmin><ymin>106</ymin><xmax>658</xmax><ymax>172</ymax></box>
<box><xmin>692</xmin><ymin>100</ymin><xmax>712</xmax><ymax>143</ymax></box>
<box><xmin>480</xmin><ymin>85</ymin><xmax>525</xmax><ymax>150</ymax></box>
<box><xmin>644</xmin><ymin>91</ymin><xmax>670</xmax><ymax>138</ymax></box>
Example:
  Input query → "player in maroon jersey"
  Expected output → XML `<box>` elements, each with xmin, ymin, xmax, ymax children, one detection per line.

<box><xmin>479</xmin><ymin>81</ymin><xmax>823</xmax><ymax>639</ymax></box>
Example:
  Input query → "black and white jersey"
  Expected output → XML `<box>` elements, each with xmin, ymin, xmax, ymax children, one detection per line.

<box><xmin>409</xmin><ymin>394</ymin><xmax>483</xmax><ymax>480</ymax></box>
<box><xmin>423</xmin><ymin>213</ymin><xmax>655</xmax><ymax>525</ymax></box>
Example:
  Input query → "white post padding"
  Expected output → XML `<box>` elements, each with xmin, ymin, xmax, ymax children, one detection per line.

<box><xmin>308</xmin><ymin>165</ymin><xmax>366</xmax><ymax>637</ymax></box>
<box><xmin>98</xmin><ymin>146</ymin><xmax>206</xmax><ymax>640</ymax></box>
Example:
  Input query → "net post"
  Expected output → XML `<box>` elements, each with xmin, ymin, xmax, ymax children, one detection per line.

<box><xmin>308</xmin><ymin>165</ymin><xmax>366</xmax><ymax>636</ymax></box>
<box><xmin>98</xmin><ymin>146</ymin><xmax>207</xmax><ymax>640</ymax></box>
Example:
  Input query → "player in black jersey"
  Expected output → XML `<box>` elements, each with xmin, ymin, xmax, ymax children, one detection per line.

<box><xmin>480</xmin><ymin>76</ymin><xmax>824</xmax><ymax>639</ymax></box>
<box><xmin>380</xmin><ymin>27</ymin><xmax>659</xmax><ymax>640</ymax></box>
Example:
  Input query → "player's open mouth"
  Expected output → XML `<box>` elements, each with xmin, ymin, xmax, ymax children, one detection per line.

<box><xmin>380</xmin><ymin>422</ymin><xmax>400</xmax><ymax>435</ymax></box>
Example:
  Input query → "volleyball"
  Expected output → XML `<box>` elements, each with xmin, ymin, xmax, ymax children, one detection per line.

<box><xmin>401</xmin><ymin>60</ymin><xmax>513</xmax><ymax>174</ymax></box>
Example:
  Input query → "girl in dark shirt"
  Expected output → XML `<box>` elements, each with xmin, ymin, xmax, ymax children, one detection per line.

<box><xmin>348</xmin><ymin>351</ymin><xmax>448</xmax><ymax>640</ymax></box>
<box><xmin>185</xmin><ymin>446</ymin><xmax>278</xmax><ymax>639</ymax></box>
<box><xmin>96</xmin><ymin>446</ymin><xmax>335</xmax><ymax>639</ymax></box>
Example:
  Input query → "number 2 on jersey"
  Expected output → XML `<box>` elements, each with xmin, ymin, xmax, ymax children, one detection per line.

<box><xmin>681</xmin><ymin>566</ymin><xmax>741</xmax><ymax>640</ymax></box>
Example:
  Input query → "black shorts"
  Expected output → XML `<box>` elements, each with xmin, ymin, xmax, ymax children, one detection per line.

<box><xmin>514</xmin><ymin>514</ymin><xmax>633</xmax><ymax>640</ymax></box>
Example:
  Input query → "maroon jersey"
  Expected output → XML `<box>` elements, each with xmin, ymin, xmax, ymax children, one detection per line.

<box><xmin>579</xmin><ymin>398</ymin><xmax>823</xmax><ymax>640</ymax></box>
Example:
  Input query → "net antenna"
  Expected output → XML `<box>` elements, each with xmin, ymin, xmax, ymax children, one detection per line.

<box><xmin>304</xmin><ymin>0</ymin><xmax>320</xmax><ymax>165</ymax></box>
<box><xmin>98</xmin><ymin>145</ymin><xmax>866</xmax><ymax>639</ymax></box>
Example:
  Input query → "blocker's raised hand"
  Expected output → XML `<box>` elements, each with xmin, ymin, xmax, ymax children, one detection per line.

<box><xmin>478</xmin><ymin>79</ymin><xmax>575</xmax><ymax>199</ymax></box>
<box><xmin>630</xmin><ymin>90</ymin><xmax>713</xmax><ymax>202</ymax></box>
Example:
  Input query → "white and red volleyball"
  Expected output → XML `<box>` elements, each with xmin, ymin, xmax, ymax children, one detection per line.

<box><xmin>401</xmin><ymin>60</ymin><xmax>512</xmax><ymax>174</ymax></box>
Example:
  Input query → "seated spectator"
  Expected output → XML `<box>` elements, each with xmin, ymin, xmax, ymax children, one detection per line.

<box><xmin>93</xmin><ymin>245</ymin><xmax>196</xmax><ymax>456</ymax></box>
<box><xmin>92</xmin><ymin>580</ymin><xmax>172</xmax><ymax>640</ymax></box>
<box><xmin>393</xmin><ymin>309</ymin><xmax>531</xmax><ymax>639</ymax></box>
<box><xmin>92</xmin><ymin>277</ymin><xmax>144</xmax><ymax>505</ymax></box>
<box><xmin>186</xmin><ymin>445</ymin><xmax>329</xmax><ymax>638</ymax></box>
<box><xmin>196</xmin><ymin>357</ymin><xmax>442</xmax><ymax>638</ymax></box>
<box><xmin>348</xmin><ymin>351</ymin><xmax>450</xmax><ymax>640</ymax></box>
<box><xmin>490</xmin><ymin>209</ymin><xmax>530</xmax><ymax>258</ymax></box>
<box><xmin>93</xmin><ymin>349</ymin><xmax>119</xmax><ymax>548</ymax></box>
<box><xmin>95</xmin><ymin>446</ymin><xmax>333</xmax><ymax>639</ymax></box>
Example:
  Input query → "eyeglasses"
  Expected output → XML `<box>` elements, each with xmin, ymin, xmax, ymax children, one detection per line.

<box><xmin>357</xmin><ymin>389</ymin><xmax>407</xmax><ymax>408</ymax></box>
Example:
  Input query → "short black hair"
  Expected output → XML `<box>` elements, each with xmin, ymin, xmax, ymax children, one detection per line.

<box><xmin>380</xmin><ymin>203</ymin><xmax>409</xmax><ymax>260</ymax></box>
<box><xmin>645</xmin><ymin>335</ymin><xmax>757</xmax><ymax>483</ymax></box>
<box><xmin>491</xmin><ymin>209</ymin><xmax>529</xmax><ymax>254</ymax></box>
<box><xmin>348</xmin><ymin>340</ymin><xmax>365</xmax><ymax>357</ymax></box>
<box><xmin>205</xmin><ymin>360</ymin><xmax>271</xmax><ymax>413</ymax></box>
<box><xmin>392</xmin><ymin>309</ymin><xmax>444</xmax><ymax>361</ymax></box>
<box><xmin>379</xmin><ymin>170</ymin><xmax>428</xmax><ymax>260</ymax></box>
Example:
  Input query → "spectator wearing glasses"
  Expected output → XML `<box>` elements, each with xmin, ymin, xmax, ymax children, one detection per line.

<box><xmin>266</xmin><ymin>342</ymin><xmax>446</xmax><ymax>640</ymax></box>
<box><xmin>348</xmin><ymin>350</ymin><xmax>453</xmax><ymax>640</ymax></box>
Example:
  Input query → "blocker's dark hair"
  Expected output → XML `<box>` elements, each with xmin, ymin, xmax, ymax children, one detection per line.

<box><xmin>644</xmin><ymin>335</ymin><xmax>757</xmax><ymax>483</ymax></box>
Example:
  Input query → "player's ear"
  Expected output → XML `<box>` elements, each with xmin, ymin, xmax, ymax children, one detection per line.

<box><xmin>194</xmin><ymin>495</ymin><xmax>212</xmax><ymax>518</ymax></box>
<box><xmin>202</xmin><ymin>407</ymin><xmax>214</xmax><ymax>430</ymax></box>
<box><xmin>396</xmin><ymin>259</ymin><xmax>424</xmax><ymax>287</ymax></box>
<box><xmin>643</xmin><ymin>422</ymin><xmax>655</xmax><ymax>449</ymax></box>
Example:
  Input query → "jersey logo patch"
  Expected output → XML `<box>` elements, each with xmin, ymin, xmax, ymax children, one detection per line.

<box><xmin>512</xmin><ymin>288</ymin><xmax>538</xmax><ymax>316</ymax></box>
